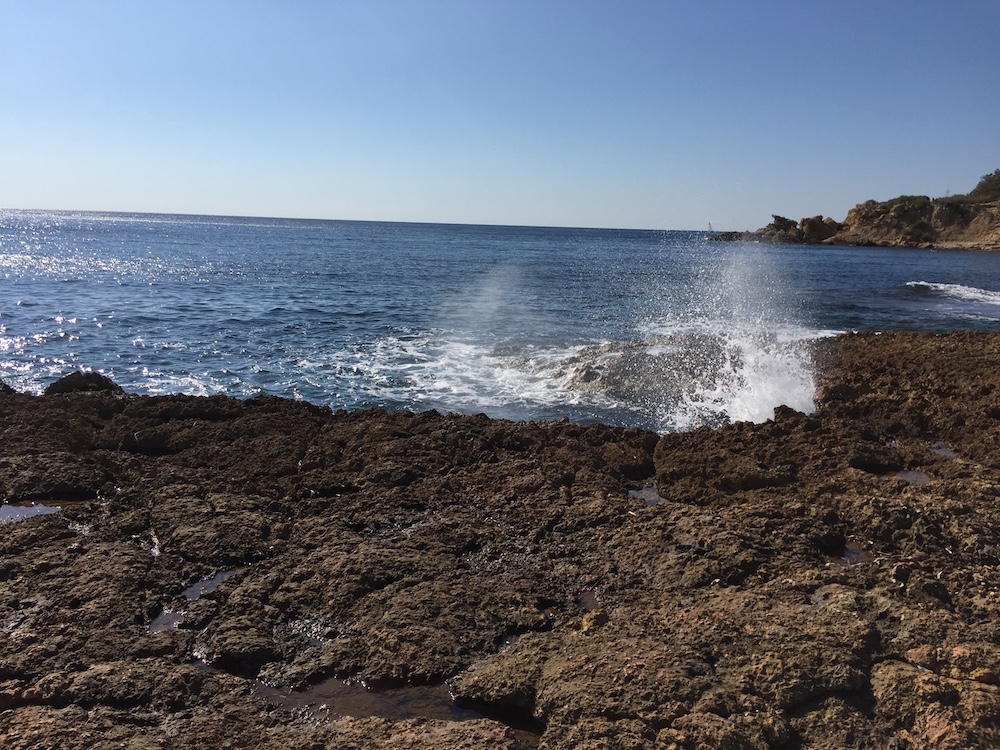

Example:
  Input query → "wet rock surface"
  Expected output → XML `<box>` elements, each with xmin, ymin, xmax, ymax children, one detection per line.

<box><xmin>2</xmin><ymin>330</ymin><xmax>1000</xmax><ymax>748</ymax></box>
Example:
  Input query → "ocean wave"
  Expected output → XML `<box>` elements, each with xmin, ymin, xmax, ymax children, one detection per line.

<box><xmin>555</xmin><ymin>332</ymin><xmax>816</xmax><ymax>431</ymax></box>
<box><xmin>674</xmin><ymin>332</ymin><xmax>816</xmax><ymax>430</ymax></box>
<box><xmin>293</xmin><ymin>328</ymin><xmax>818</xmax><ymax>432</ymax></box>
<box><xmin>906</xmin><ymin>281</ymin><xmax>1000</xmax><ymax>305</ymax></box>
<box><xmin>130</xmin><ymin>372</ymin><xmax>228</xmax><ymax>397</ymax></box>
<box><xmin>301</xmin><ymin>335</ymin><xmax>610</xmax><ymax>416</ymax></box>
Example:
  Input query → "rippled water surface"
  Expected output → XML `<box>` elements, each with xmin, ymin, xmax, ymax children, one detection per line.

<box><xmin>3</xmin><ymin>210</ymin><xmax>1000</xmax><ymax>431</ymax></box>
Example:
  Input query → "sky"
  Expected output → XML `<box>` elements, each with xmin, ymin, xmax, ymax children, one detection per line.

<box><xmin>2</xmin><ymin>1</ymin><xmax>999</xmax><ymax>230</ymax></box>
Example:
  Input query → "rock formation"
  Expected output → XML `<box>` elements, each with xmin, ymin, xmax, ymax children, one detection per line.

<box><xmin>4</xmin><ymin>331</ymin><xmax>1000</xmax><ymax>747</ymax></box>
<box><xmin>712</xmin><ymin>170</ymin><xmax>1000</xmax><ymax>250</ymax></box>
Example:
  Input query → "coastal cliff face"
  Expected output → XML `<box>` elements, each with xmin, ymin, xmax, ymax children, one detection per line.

<box><xmin>4</xmin><ymin>332</ymin><xmax>1000</xmax><ymax>748</ymax></box>
<box><xmin>831</xmin><ymin>197</ymin><xmax>1000</xmax><ymax>249</ymax></box>
<box><xmin>713</xmin><ymin>170</ymin><xmax>1000</xmax><ymax>250</ymax></box>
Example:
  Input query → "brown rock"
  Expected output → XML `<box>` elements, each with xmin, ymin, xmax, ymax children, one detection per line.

<box><xmin>4</xmin><ymin>332</ymin><xmax>1000</xmax><ymax>747</ymax></box>
<box><xmin>43</xmin><ymin>370</ymin><xmax>124</xmax><ymax>395</ymax></box>
<box><xmin>800</xmin><ymin>215</ymin><xmax>840</xmax><ymax>242</ymax></box>
<box><xmin>711</xmin><ymin>170</ymin><xmax>1000</xmax><ymax>249</ymax></box>
<box><xmin>906</xmin><ymin>644</ymin><xmax>938</xmax><ymax>670</ymax></box>
<box><xmin>580</xmin><ymin>609</ymin><xmax>609</xmax><ymax>634</ymax></box>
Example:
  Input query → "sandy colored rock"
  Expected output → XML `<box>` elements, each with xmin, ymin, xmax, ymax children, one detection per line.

<box><xmin>711</xmin><ymin>172</ymin><xmax>1000</xmax><ymax>250</ymax></box>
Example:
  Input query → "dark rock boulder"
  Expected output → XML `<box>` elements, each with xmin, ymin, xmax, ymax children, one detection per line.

<box><xmin>43</xmin><ymin>371</ymin><xmax>125</xmax><ymax>395</ymax></box>
<box><xmin>800</xmin><ymin>215</ymin><xmax>841</xmax><ymax>242</ymax></box>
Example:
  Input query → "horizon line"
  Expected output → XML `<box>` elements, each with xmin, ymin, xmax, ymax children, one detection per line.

<box><xmin>0</xmin><ymin>206</ymin><xmax>723</xmax><ymax>234</ymax></box>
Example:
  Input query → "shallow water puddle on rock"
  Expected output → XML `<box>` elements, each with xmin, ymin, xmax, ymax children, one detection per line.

<box><xmin>148</xmin><ymin>609</ymin><xmax>186</xmax><ymax>633</ymax></box>
<box><xmin>190</xmin><ymin>657</ymin><xmax>219</xmax><ymax>674</ymax></box>
<box><xmin>256</xmin><ymin>679</ymin><xmax>483</xmax><ymax>722</ymax></box>
<box><xmin>0</xmin><ymin>501</ymin><xmax>64</xmax><ymax>523</ymax></box>
<box><xmin>826</xmin><ymin>541</ymin><xmax>873</xmax><ymax>568</ymax></box>
<box><xmin>255</xmin><ymin>678</ymin><xmax>544</xmax><ymax>746</ymax></box>
<box><xmin>896</xmin><ymin>470</ymin><xmax>931</xmax><ymax>485</ymax></box>
<box><xmin>148</xmin><ymin>568</ymin><xmax>247</xmax><ymax>633</ymax></box>
<box><xmin>930</xmin><ymin>440</ymin><xmax>959</xmax><ymax>459</ymax></box>
<box><xmin>629</xmin><ymin>479</ymin><xmax>663</xmax><ymax>506</ymax></box>
<box><xmin>576</xmin><ymin>590</ymin><xmax>599</xmax><ymax>611</ymax></box>
<box><xmin>182</xmin><ymin>568</ymin><xmax>246</xmax><ymax>600</ymax></box>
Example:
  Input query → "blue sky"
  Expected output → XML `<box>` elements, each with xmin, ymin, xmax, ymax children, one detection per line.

<box><xmin>2</xmin><ymin>1</ymin><xmax>998</xmax><ymax>229</ymax></box>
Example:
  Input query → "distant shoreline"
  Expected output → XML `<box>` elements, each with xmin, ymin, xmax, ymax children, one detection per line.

<box><xmin>711</xmin><ymin>171</ymin><xmax>1000</xmax><ymax>251</ymax></box>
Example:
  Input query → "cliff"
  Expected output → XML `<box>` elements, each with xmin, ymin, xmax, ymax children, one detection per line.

<box><xmin>713</xmin><ymin>169</ymin><xmax>1000</xmax><ymax>250</ymax></box>
<box><xmin>833</xmin><ymin>196</ymin><xmax>1000</xmax><ymax>249</ymax></box>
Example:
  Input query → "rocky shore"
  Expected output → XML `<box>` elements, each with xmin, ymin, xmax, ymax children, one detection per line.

<box><xmin>711</xmin><ymin>171</ymin><xmax>1000</xmax><ymax>250</ymax></box>
<box><xmin>3</xmin><ymin>331</ymin><xmax>1000</xmax><ymax>748</ymax></box>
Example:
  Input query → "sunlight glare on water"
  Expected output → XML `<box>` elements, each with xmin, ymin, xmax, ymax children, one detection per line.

<box><xmin>3</xmin><ymin>211</ymin><xmax>1000</xmax><ymax>431</ymax></box>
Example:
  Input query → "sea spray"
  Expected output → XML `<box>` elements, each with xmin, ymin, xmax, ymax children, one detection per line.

<box><xmin>559</xmin><ymin>329</ymin><xmax>817</xmax><ymax>432</ymax></box>
<box><xmin>644</xmin><ymin>244</ymin><xmax>819</xmax><ymax>431</ymax></box>
<box><xmin>672</xmin><ymin>330</ymin><xmax>816</xmax><ymax>430</ymax></box>
<box><xmin>906</xmin><ymin>281</ymin><xmax>1000</xmax><ymax>305</ymax></box>
<box><xmin>9</xmin><ymin>213</ymin><xmax>997</xmax><ymax>427</ymax></box>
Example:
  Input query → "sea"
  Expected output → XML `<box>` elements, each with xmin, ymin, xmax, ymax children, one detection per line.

<box><xmin>2</xmin><ymin>209</ymin><xmax>1000</xmax><ymax>433</ymax></box>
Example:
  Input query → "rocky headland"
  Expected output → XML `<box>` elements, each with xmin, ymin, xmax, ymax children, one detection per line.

<box><xmin>3</xmin><ymin>331</ymin><xmax>1000</xmax><ymax>748</ymax></box>
<box><xmin>712</xmin><ymin>169</ymin><xmax>1000</xmax><ymax>250</ymax></box>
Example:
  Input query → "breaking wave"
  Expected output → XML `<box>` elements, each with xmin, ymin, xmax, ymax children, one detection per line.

<box><xmin>294</xmin><ymin>326</ymin><xmax>821</xmax><ymax>433</ymax></box>
<box><xmin>547</xmin><ymin>329</ymin><xmax>819</xmax><ymax>432</ymax></box>
<box><xmin>906</xmin><ymin>281</ymin><xmax>1000</xmax><ymax>305</ymax></box>
<box><xmin>5</xmin><ymin>212</ymin><xmax>901</xmax><ymax>433</ymax></box>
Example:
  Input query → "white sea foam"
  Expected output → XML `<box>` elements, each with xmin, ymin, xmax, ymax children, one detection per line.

<box><xmin>907</xmin><ymin>281</ymin><xmax>1000</xmax><ymax>305</ymax></box>
<box><xmin>123</xmin><ymin>366</ymin><xmax>228</xmax><ymax>397</ymax></box>
<box><xmin>671</xmin><ymin>331</ymin><xmax>817</xmax><ymax>431</ymax></box>
<box><xmin>289</xmin><ymin>239</ymin><xmax>829</xmax><ymax>431</ymax></box>
<box><xmin>298</xmin><ymin>324</ymin><xmax>821</xmax><ymax>432</ymax></box>
<box><xmin>628</xmin><ymin>246</ymin><xmax>826</xmax><ymax>430</ymax></box>
<box><xmin>316</xmin><ymin>334</ymin><xmax>611</xmax><ymax>415</ymax></box>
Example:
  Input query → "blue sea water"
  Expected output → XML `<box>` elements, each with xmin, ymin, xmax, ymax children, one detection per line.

<box><xmin>2</xmin><ymin>209</ymin><xmax>1000</xmax><ymax>432</ymax></box>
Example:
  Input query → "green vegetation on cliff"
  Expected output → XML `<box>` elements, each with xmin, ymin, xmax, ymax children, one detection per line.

<box><xmin>966</xmin><ymin>168</ymin><xmax>1000</xmax><ymax>203</ymax></box>
<box><xmin>938</xmin><ymin>168</ymin><xmax>1000</xmax><ymax>205</ymax></box>
<box><xmin>884</xmin><ymin>194</ymin><xmax>931</xmax><ymax>210</ymax></box>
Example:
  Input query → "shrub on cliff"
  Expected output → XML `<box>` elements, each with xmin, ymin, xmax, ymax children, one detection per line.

<box><xmin>966</xmin><ymin>169</ymin><xmax>1000</xmax><ymax>203</ymax></box>
<box><xmin>901</xmin><ymin>220</ymin><xmax>935</xmax><ymax>245</ymax></box>
<box><xmin>885</xmin><ymin>195</ymin><xmax>930</xmax><ymax>210</ymax></box>
<box><xmin>937</xmin><ymin>168</ymin><xmax>1000</xmax><ymax>205</ymax></box>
